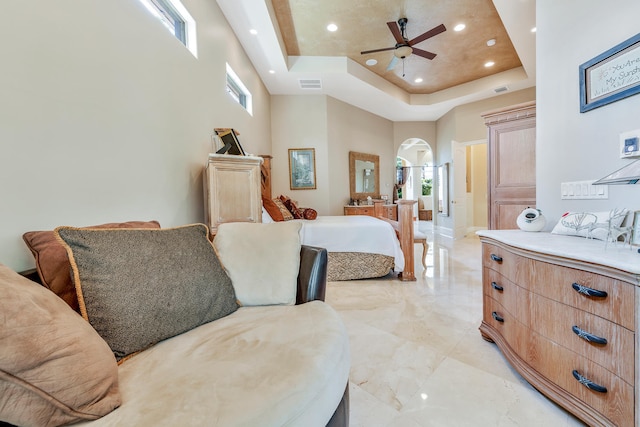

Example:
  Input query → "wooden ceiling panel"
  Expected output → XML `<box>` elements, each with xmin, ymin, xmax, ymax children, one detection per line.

<box><xmin>272</xmin><ymin>0</ymin><xmax>522</xmax><ymax>94</ymax></box>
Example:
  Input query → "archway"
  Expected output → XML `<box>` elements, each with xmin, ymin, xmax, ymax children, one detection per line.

<box><xmin>396</xmin><ymin>138</ymin><xmax>434</xmax><ymax>223</ymax></box>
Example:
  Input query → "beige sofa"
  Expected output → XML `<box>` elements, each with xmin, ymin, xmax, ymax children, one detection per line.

<box><xmin>0</xmin><ymin>222</ymin><xmax>350</xmax><ymax>427</ymax></box>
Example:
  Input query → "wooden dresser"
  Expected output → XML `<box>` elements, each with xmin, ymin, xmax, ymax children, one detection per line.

<box><xmin>478</xmin><ymin>230</ymin><xmax>639</xmax><ymax>427</ymax></box>
<box><xmin>344</xmin><ymin>203</ymin><xmax>397</xmax><ymax>221</ymax></box>
<box><xmin>204</xmin><ymin>154</ymin><xmax>262</xmax><ymax>235</ymax></box>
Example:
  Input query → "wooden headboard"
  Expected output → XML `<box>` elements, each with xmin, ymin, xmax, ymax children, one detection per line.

<box><xmin>258</xmin><ymin>155</ymin><xmax>272</xmax><ymax>200</ymax></box>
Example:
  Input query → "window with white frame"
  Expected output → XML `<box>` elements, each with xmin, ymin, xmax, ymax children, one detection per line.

<box><xmin>226</xmin><ymin>63</ymin><xmax>253</xmax><ymax>115</ymax></box>
<box><xmin>137</xmin><ymin>0</ymin><xmax>197</xmax><ymax>57</ymax></box>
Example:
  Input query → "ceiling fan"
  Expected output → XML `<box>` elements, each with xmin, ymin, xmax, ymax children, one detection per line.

<box><xmin>360</xmin><ymin>18</ymin><xmax>446</xmax><ymax>73</ymax></box>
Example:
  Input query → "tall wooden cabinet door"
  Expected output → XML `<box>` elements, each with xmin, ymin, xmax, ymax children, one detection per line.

<box><xmin>205</xmin><ymin>154</ymin><xmax>263</xmax><ymax>235</ymax></box>
<box><xmin>482</xmin><ymin>101</ymin><xmax>536</xmax><ymax>230</ymax></box>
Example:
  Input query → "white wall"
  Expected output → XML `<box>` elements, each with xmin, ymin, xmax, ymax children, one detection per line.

<box><xmin>0</xmin><ymin>0</ymin><xmax>271</xmax><ymax>270</ymax></box>
<box><xmin>537</xmin><ymin>0</ymin><xmax>640</xmax><ymax>225</ymax></box>
<box><xmin>271</xmin><ymin>95</ymin><xmax>329</xmax><ymax>212</ymax></box>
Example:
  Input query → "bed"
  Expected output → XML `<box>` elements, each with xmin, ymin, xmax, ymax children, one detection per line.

<box><xmin>259</xmin><ymin>156</ymin><xmax>416</xmax><ymax>281</ymax></box>
<box><xmin>297</xmin><ymin>215</ymin><xmax>404</xmax><ymax>281</ymax></box>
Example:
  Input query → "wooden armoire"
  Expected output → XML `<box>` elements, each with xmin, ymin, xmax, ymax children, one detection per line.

<box><xmin>481</xmin><ymin>101</ymin><xmax>536</xmax><ymax>230</ymax></box>
<box><xmin>204</xmin><ymin>154</ymin><xmax>263</xmax><ymax>235</ymax></box>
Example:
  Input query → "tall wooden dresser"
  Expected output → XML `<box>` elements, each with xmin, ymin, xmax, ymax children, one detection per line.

<box><xmin>204</xmin><ymin>154</ymin><xmax>263</xmax><ymax>235</ymax></box>
<box><xmin>478</xmin><ymin>230</ymin><xmax>639</xmax><ymax>427</ymax></box>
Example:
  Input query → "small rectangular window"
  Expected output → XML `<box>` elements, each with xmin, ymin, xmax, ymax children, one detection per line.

<box><xmin>138</xmin><ymin>0</ymin><xmax>197</xmax><ymax>57</ymax></box>
<box><xmin>226</xmin><ymin>63</ymin><xmax>253</xmax><ymax>115</ymax></box>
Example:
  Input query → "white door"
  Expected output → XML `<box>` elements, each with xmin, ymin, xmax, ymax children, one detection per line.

<box><xmin>451</xmin><ymin>141</ymin><xmax>468</xmax><ymax>239</ymax></box>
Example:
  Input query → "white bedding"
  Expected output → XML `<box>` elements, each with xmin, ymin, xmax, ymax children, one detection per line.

<box><xmin>296</xmin><ymin>215</ymin><xmax>404</xmax><ymax>272</ymax></box>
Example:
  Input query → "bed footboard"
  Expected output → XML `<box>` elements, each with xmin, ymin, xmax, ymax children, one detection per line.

<box><xmin>374</xmin><ymin>199</ymin><xmax>416</xmax><ymax>281</ymax></box>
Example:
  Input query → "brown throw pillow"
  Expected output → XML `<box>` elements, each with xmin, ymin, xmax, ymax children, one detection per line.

<box><xmin>0</xmin><ymin>263</ymin><xmax>121</xmax><ymax>427</ymax></box>
<box><xmin>302</xmin><ymin>208</ymin><xmax>318</xmax><ymax>220</ymax></box>
<box><xmin>280</xmin><ymin>195</ymin><xmax>304</xmax><ymax>219</ymax></box>
<box><xmin>55</xmin><ymin>224</ymin><xmax>238</xmax><ymax>363</ymax></box>
<box><xmin>262</xmin><ymin>197</ymin><xmax>284</xmax><ymax>222</ymax></box>
<box><xmin>273</xmin><ymin>197</ymin><xmax>294</xmax><ymax>221</ymax></box>
<box><xmin>22</xmin><ymin>220</ymin><xmax>161</xmax><ymax>311</ymax></box>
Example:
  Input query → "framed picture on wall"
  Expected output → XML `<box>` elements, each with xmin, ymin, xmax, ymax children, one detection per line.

<box><xmin>288</xmin><ymin>148</ymin><xmax>316</xmax><ymax>190</ymax></box>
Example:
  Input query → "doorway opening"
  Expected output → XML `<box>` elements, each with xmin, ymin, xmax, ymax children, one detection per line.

<box><xmin>396</xmin><ymin>138</ymin><xmax>434</xmax><ymax>231</ymax></box>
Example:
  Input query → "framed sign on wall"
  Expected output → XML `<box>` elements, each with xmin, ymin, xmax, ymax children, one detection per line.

<box><xmin>580</xmin><ymin>32</ymin><xmax>640</xmax><ymax>113</ymax></box>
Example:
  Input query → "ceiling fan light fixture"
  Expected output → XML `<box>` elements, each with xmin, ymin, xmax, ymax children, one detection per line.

<box><xmin>394</xmin><ymin>45</ymin><xmax>413</xmax><ymax>58</ymax></box>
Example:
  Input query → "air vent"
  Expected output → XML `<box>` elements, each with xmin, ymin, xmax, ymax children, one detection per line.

<box><xmin>299</xmin><ymin>79</ymin><xmax>322</xmax><ymax>89</ymax></box>
<box><xmin>494</xmin><ymin>86</ymin><xmax>509</xmax><ymax>93</ymax></box>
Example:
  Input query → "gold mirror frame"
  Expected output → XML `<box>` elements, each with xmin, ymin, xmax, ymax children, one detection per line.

<box><xmin>349</xmin><ymin>151</ymin><xmax>380</xmax><ymax>201</ymax></box>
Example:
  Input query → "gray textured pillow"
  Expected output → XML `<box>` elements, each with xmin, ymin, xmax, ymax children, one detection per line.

<box><xmin>55</xmin><ymin>223</ymin><xmax>238</xmax><ymax>362</ymax></box>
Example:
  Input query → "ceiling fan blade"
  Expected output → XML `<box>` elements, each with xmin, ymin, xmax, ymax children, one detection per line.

<box><xmin>408</xmin><ymin>23</ymin><xmax>446</xmax><ymax>46</ymax></box>
<box><xmin>387</xmin><ymin>21</ymin><xmax>405</xmax><ymax>44</ymax></box>
<box><xmin>386</xmin><ymin>56</ymin><xmax>399</xmax><ymax>71</ymax></box>
<box><xmin>412</xmin><ymin>48</ymin><xmax>437</xmax><ymax>60</ymax></box>
<box><xmin>361</xmin><ymin>46</ymin><xmax>396</xmax><ymax>55</ymax></box>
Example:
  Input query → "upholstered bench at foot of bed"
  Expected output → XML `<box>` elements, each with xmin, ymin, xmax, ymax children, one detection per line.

<box><xmin>326</xmin><ymin>252</ymin><xmax>395</xmax><ymax>281</ymax></box>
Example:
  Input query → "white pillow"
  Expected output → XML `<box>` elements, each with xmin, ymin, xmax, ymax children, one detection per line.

<box><xmin>262</xmin><ymin>207</ymin><xmax>274</xmax><ymax>223</ymax></box>
<box><xmin>213</xmin><ymin>222</ymin><xmax>302</xmax><ymax>306</ymax></box>
<box><xmin>551</xmin><ymin>209</ymin><xmax>628</xmax><ymax>241</ymax></box>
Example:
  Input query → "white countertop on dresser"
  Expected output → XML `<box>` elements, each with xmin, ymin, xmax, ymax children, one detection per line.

<box><xmin>477</xmin><ymin>230</ymin><xmax>640</xmax><ymax>275</ymax></box>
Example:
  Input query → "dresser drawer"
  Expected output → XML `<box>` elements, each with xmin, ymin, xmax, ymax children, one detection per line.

<box><xmin>482</xmin><ymin>243</ymin><xmax>531</xmax><ymax>287</ymax></box>
<box><xmin>528</xmin><ymin>259</ymin><xmax>635</xmax><ymax>330</ymax></box>
<box><xmin>530</xmin><ymin>293</ymin><xmax>634</xmax><ymax>383</ymax></box>
<box><xmin>344</xmin><ymin>206</ymin><xmax>374</xmax><ymax>216</ymax></box>
<box><xmin>483</xmin><ymin>268</ymin><xmax>530</xmax><ymax>327</ymax></box>
<box><xmin>528</xmin><ymin>331</ymin><xmax>634</xmax><ymax>427</ymax></box>
<box><xmin>483</xmin><ymin>295</ymin><xmax>528</xmax><ymax>356</ymax></box>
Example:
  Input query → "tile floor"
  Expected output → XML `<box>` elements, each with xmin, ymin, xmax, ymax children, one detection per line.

<box><xmin>325</xmin><ymin>223</ymin><xmax>585</xmax><ymax>427</ymax></box>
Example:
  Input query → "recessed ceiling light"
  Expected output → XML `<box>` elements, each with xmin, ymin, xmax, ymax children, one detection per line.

<box><xmin>531</xmin><ymin>27</ymin><xmax>537</xmax><ymax>33</ymax></box>
<box><xmin>485</xmin><ymin>61</ymin><xmax>495</xmax><ymax>67</ymax></box>
<box><xmin>327</xmin><ymin>23</ymin><xmax>338</xmax><ymax>32</ymax></box>
<box><xmin>454</xmin><ymin>23</ymin><xmax>466</xmax><ymax>32</ymax></box>
<box><xmin>269</xmin><ymin>70</ymin><xmax>275</xmax><ymax>74</ymax></box>
<box><xmin>414</xmin><ymin>78</ymin><xmax>423</xmax><ymax>83</ymax></box>
<box><xmin>486</xmin><ymin>39</ymin><xmax>496</xmax><ymax>47</ymax></box>
<box><xmin>365</xmin><ymin>59</ymin><xmax>377</xmax><ymax>66</ymax></box>
<box><xmin>249</xmin><ymin>29</ymin><xmax>258</xmax><ymax>35</ymax></box>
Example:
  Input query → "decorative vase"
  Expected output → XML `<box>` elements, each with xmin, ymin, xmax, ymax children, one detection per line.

<box><xmin>517</xmin><ymin>208</ymin><xmax>546</xmax><ymax>232</ymax></box>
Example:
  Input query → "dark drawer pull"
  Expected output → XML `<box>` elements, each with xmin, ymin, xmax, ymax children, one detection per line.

<box><xmin>491</xmin><ymin>311</ymin><xmax>504</xmax><ymax>323</ymax></box>
<box><xmin>491</xmin><ymin>282</ymin><xmax>504</xmax><ymax>291</ymax></box>
<box><xmin>571</xmin><ymin>283</ymin><xmax>607</xmax><ymax>298</ymax></box>
<box><xmin>572</xmin><ymin>325</ymin><xmax>607</xmax><ymax>345</ymax></box>
<box><xmin>572</xmin><ymin>370</ymin><xmax>607</xmax><ymax>393</ymax></box>
<box><xmin>490</xmin><ymin>254</ymin><xmax>503</xmax><ymax>263</ymax></box>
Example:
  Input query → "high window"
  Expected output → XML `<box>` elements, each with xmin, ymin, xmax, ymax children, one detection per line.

<box><xmin>226</xmin><ymin>63</ymin><xmax>252</xmax><ymax>115</ymax></box>
<box><xmin>138</xmin><ymin>0</ymin><xmax>197</xmax><ymax>57</ymax></box>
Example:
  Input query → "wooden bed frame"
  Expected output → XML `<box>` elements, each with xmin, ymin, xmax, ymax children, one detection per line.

<box><xmin>259</xmin><ymin>155</ymin><xmax>417</xmax><ymax>281</ymax></box>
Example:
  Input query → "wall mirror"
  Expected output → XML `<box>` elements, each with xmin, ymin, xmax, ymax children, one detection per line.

<box><xmin>349</xmin><ymin>151</ymin><xmax>380</xmax><ymax>201</ymax></box>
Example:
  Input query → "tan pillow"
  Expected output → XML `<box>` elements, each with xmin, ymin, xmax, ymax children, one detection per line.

<box><xmin>0</xmin><ymin>263</ymin><xmax>121</xmax><ymax>427</ymax></box>
<box><xmin>272</xmin><ymin>197</ymin><xmax>294</xmax><ymax>221</ymax></box>
<box><xmin>213</xmin><ymin>221</ymin><xmax>301</xmax><ymax>306</ymax></box>
<box><xmin>22</xmin><ymin>220</ymin><xmax>161</xmax><ymax>311</ymax></box>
